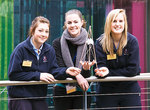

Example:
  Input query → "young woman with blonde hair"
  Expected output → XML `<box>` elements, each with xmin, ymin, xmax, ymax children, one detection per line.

<box><xmin>95</xmin><ymin>9</ymin><xmax>141</xmax><ymax>110</ymax></box>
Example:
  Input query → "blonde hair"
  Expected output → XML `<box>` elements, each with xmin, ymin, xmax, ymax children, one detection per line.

<box><xmin>63</xmin><ymin>9</ymin><xmax>86</xmax><ymax>29</ymax></box>
<box><xmin>29</xmin><ymin>16</ymin><xmax>50</xmax><ymax>38</ymax></box>
<box><xmin>101</xmin><ymin>9</ymin><xmax>128</xmax><ymax>56</ymax></box>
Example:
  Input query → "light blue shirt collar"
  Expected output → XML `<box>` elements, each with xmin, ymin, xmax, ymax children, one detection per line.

<box><xmin>30</xmin><ymin>37</ymin><xmax>43</xmax><ymax>60</ymax></box>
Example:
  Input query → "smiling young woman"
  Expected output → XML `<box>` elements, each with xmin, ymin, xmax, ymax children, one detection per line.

<box><xmin>52</xmin><ymin>9</ymin><xmax>95</xmax><ymax>110</ymax></box>
<box><xmin>7</xmin><ymin>16</ymin><xmax>81</xmax><ymax>110</ymax></box>
<box><xmin>95</xmin><ymin>9</ymin><xmax>141</xmax><ymax>110</ymax></box>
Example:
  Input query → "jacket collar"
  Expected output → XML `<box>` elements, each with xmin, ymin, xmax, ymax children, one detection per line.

<box><xmin>24</xmin><ymin>37</ymin><xmax>50</xmax><ymax>54</ymax></box>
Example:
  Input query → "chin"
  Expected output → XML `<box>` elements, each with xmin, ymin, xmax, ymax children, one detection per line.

<box><xmin>114</xmin><ymin>31</ymin><xmax>123</xmax><ymax>34</ymax></box>
<box><xmin>39</xmin><ymin>41</ymin><xmax>46</xmax><ymax>44</ymax></box>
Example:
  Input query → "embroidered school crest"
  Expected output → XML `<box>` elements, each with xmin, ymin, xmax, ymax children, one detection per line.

<box><xmin>43</xmin><ymin>56</ymin><xmax>48</xmax><ymax>62</ymax></box>
<box><xmin>124</xmin><ymin>48</ymin><xmax>128</xmax><ymax>55</ymax></box>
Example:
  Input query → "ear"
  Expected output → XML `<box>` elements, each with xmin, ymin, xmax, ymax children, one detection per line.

<box><xmin>81</xmin><ymin>20</ymin><xmax>84</xmax><ymax>26</ymax></box>
<box><xmin>63</xmin><ymin>22</ymin><xmax>67</xmax><ymax>29</ymax></box>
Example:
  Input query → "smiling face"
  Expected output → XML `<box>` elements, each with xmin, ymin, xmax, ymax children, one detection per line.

<box><xmin>32</xmin><ymin>23</ymin><xmax>49</xmax><ymax>48</ymax></box>
<box><xmin>65</xmin><ymin>14</ymin><xmax>83</xmax><ymax>37</ymax></box>
<box><xmin>111</xmin><ymin>13</ymin><xmax>125</xmax><ymax>36</ymax></box>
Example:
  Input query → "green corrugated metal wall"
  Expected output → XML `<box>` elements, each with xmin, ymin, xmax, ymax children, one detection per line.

<box><xmin>0</xmin><ymin>0</ymin><xmax>13</xmax><ymax>110</ymax></box>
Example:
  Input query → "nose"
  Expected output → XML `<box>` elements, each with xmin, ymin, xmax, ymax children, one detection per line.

<box><xmin>70</xmin><ymin>22</ymin><xmax>75</xmax><ymax>27</ymax></box>
<box><xmin>41</xmin><ymin>32</ymin><xmax>48</xmax><ymax>37</ymax></box>
<box><xmin>116</xmin><ymin>21</ymin><xmax>120</xmax><ymax>25</ymax></box>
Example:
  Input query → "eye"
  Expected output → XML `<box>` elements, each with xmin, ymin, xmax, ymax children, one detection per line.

<box><xmin>119</xmin><ymin>20</ymin><xmax>123</xmax><ymax>22</ymax></box>
<box><xmin>74</xmin><ymin>20</ymin><xmax>78</xmax><ymax>24</ymax></box>
<box><xmin>113</xmin><ymin>20</ymin><xmax>117</xmax><ymax>23</ymax></box>
<box><xmin>38</xmin><ymin>29</ymin><xmax>42</xmax><ymax>32</ymax></box>
<box><xmin>45</xmin><ymin>30</ymin><xmax>49</xmax><ymax>33</ymax></box>
<box><xmin>67</xmin><ymin>21</ymin><xmax>72</xmax><ymax>24</ymax></box>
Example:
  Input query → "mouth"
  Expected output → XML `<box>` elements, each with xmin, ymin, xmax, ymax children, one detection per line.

<box><xmin>39</xmin><ymin>36</ymin><xmax>48</xmax><ymax>40</ymax></box>
<box><xmin>114</xmin><ymin>27</ymin><xmax>122</xmax><ymax>31</ymax></box>
<box><xmin>70</xmin><ymin>28</ymin><xmax>77</xmax><ymax>32</ymax></box>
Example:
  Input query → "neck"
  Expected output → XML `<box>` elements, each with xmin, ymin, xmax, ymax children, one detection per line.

<box><xmin>112</xmin><ymin>33</ymin><xmax>122</xmax><ymax>42</ymax></box>
<box><xmin>32</xmin><ymin>38</ymin><xmax>41</xmax><ymax>49</ymax></box>
<box><xmin>111</xmin><ymin>34</ymin><xmax>122</xmax><ymax>48</ymax></box>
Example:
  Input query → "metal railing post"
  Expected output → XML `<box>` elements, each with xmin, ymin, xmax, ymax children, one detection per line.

<box><xmin>83</xmin><ymin>91</ymin><xmax>87</xmax><ymax>110</ymax></box>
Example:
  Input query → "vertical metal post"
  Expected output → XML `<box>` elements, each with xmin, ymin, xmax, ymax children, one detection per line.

<box><xmin>83</xmin><ymin>91</ymin><xmax>87</xmax><ymax>110</ymax></box>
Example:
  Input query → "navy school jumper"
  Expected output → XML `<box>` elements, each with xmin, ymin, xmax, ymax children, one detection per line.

<box><xmin>95</xmin><ymin>32</ymin><xmax>141</xmax><ymax>92</ymax></box>
<box><xmin>7</xmin><ymin>37</ymin><xmax>68</xmax><ymax>98</ymax></box>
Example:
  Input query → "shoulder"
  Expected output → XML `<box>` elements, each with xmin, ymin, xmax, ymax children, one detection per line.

<box><xmin>10</xmin><ymin>39</ymin><xmax>30</xmax><ymax>59</ymax></box>
<box><xmin>52</xmin><ymin>37</ymin><xmax>61</xmax><ymax>46</ymax></box>
<box><xmin>127</xmin><ymin>33</ymin><xmax>139</xmax><ymax>44</ymax></box>
<box><xmin>43</xmin><ymin>42</ymin><xmax>54</xmax><ymax>52</ymax></box>
<box><xmin>52</xmin><ymin>37</ymin><xmax>61</xmax><ymax>50</ymax></box>
<box><xmin>13</xmin><ymin>39</ymin><xmax>28</xmax><ymax>53</ymax></box>
<box><xmin>95</xmin><ymin>34</ymin><xmax>104</xmax><ymax>45</ymax></box>
<box><xmin>96</xmin><ymin>34</ymin><xmax>104</xmax><ymax>41</ymax></box>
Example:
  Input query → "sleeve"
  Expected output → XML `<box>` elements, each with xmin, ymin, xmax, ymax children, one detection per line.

<box><xmin>8</xmin><ymin>48</ymin><xmax>41</xmax><ymax>81</ymax></box>
<box><xmin>109</xmin><ymin>37</ymin><xmax>141</xmax><ymax>77</ymax></box>
<box><xmin>95</xmin><ymin>40</ymin><xmax>107</xmax><ymax>68</ymax></box>
<box><xmin>80</xmin><ymin>69</ymin><xmax>91</xmax><ymax>78</ymax></box>
<box><xmin>52</xmin><ymin>38</ymin><xmax>75</xmax><ymax>79</ymax></box>
<box><xmin>48</xmin><ymin>46</ymin><xmax>72</xmax><ymax>80</ymax></box>
<box><xmin>52</xmin><ymin>38</ymin><xmax>66</xmax><ymax>67</ymax></box>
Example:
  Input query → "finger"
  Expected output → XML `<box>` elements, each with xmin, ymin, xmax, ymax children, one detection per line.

<box><xmin>84</xmin><ymin>83</ymin><xmax>89</xmax><ymax>91</ymax></box>
<box><xmin>84</xmin><ymin>84</ymin><xmax>89</xmax><ymax>91</ymax></box>
<box><xmin>49</xmin><ymin>77</ymin><xmax>55</xmax><ymax>82</ymax></box>
<box><xmin>47</xmin><ymin>75</ymin><xmax>55</xmax><ymax>82</ymax></box>
<box><xmin>75</xmin><ymin>69</ymin><xmax>81</xmax><ymax>73</ymax></box>
<box><xmin>47</xmin><ymin>77</ymin><xmax>55</xmax><ymax>82</ymax></box>
<box><xmin>46</xmin><ymin>74</ymin><xmax>55</xmax><ymax>82</ymax></box>
<box><xmin>96</xmin><ymin>72</ymin><xmax>102</xmax><ymax>76</ymax></box>
<box><xmin>73</xmin><ymin>67</ymin><xmax>81</xmax><ymax>71</ymax></box>
<box><xmin>92</xmin><ymin>60</ymin><xmax>96</xmax><ymax>65</ymax></box>
<box><xmin>80</xmin><ymin>61</ymin><xmax>84</xmax><ymax>65</ymax></box>
<box><xmin>43</xmin><ymin>78</ymin><xmax>50</xmax><ymax>83</ymax></box>
<box><xmin>81</xmin><ymin>84</ymin><xmax>86</xmax><ymax>91</ymax></box>
<box><xmin>74</xmin><ymin>71</ymin><xmax>78</xmax><ymax>76</ymax></box>
<box><xmin>94</xmin><ymin>68</ymin><xmax>99</xmax><ymax>72</ymax></box>
<box><xmin>84</xmin><ymin>61</ymin><xmax>87</xmax><ymax>66</ymax></box>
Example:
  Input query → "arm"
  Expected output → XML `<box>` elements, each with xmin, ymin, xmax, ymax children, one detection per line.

<box><xmin>49</xmin><ymin>47</ymin><xmax>81</xmax><ymax>80</ymax></box>
<box><xmin>109</xmin><ymin>37</ymin><xmax>141</xmax><ymax>77</ymax></box>
<box><xmin>95</xmin><ymin>36</ymin><xmax>141</xmax><ymax>77</ymax></box>
<box><xmin>75</xmin><ymin>74</ymin><xmax>89</xmax><ymax>91</ymax></box>
<box><xmin>52</xmin><ymin>38</ymin><xmax>76</xmax><ymax>79</ymax></box>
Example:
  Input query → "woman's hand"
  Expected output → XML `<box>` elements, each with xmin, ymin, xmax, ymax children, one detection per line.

<box><xmin>75</xmin><ymin>74</ymin><xmax>89</xmax><ymax>91</ymax></box>
<box><xmin>80</xmin><ymin>60</ymin><xmax>96</xmax><ymax>70</ymax></box>
<box><xmin>95</xmin><ymin>67</ymin><xmax>109</xmax><ymax>77</ymax></box>
<box><xmin>40</xmin><ymin>73</ymin><xmax>55</xmax><ymax>83</ymax></box>
<box><xmin>66</xmin><ymin>67</ymin><xmax>81</xmax><ymax>76</ymax></box>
